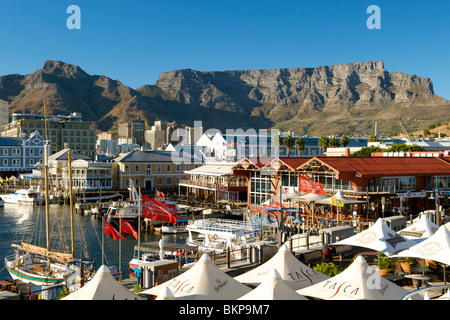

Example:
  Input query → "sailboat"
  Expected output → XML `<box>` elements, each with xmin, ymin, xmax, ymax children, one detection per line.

<box><xmin>4</xmin><ymin>102</ymin><xmax>93</xmax><ymax>289</ymax></box>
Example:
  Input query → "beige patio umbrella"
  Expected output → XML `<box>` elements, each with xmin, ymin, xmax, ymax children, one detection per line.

<box><xmin>392</xmin><ymin>225</ymin><xmax>450</xmax><ymax>266</ymax></box>
<box><xmin>238</xmin><ymin>268</ymin><xmax>308</xmax><ymax>300</ymax></box>
<box><xmin>398</xmin><ymin>214</ymin><xmax>438</xmax><ymax>242</ymax></box>
<box><xmin>234</xmin><ymin>243</ymin><xmax>328</xmax><ymax>290</ymax></box>
<box><xmin>293</xmin><ymin>193</ymin><xmax>330</xmax><ymax>226</ymax></box>
<box><xmin>61</xmin><ymin>265</ymin><xmax>144</xmax><ymax>300</ymax></box>
<box><xmin>297</xmin><ymin>256</ymin><xmax>421</xmax><ymax>300</ymax></box>
<box><xmin>140</xmin><ymin>253</ymin><xmax>251</xmax><ymax>300</ymax></box>
<box><xmin>334</xmin><ymin>218</ymin><xmax>416</xmax><ymax>256</ymax></box>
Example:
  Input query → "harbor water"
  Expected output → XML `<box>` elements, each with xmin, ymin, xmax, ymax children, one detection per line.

<box><xmin>0</xmin><ymin>202</ymin><xmax>188</xmax><ymax>281</ymax></box>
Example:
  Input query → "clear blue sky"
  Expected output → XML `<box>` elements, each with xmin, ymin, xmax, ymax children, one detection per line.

<box><xmin>0</xmin><ymin>0</ymin><xmax>449</xmax><ymax>99</ymax></box>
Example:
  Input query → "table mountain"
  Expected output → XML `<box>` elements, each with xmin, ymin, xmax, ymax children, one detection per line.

<box><xmin>0</xmin><ymin>60</ymin><xmax>448</xmax><ymax>136</ymax></box>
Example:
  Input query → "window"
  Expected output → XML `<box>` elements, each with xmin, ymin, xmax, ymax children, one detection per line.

<box><xmin>3</xmin><ymin>159</ymin><xmax>7</xmax><ymax>166</ymax></box>
<box><xmin>29</xmin><ymin>159</ymin><xmax>34</xmax><ymax>165</ymax></box>
<box><xmin>249</xmin><ymin>171</ymin><xmax>271</xmax><ymax>206</ymax></box>
<box><xmin>166</xmin><ymin>164</ymin><xmax>171</xmax><ymax>172</ymax></box>
<box><xmin>135</xmin><ymin>165</ymin><xmax>140</xmax><ymax>173</ymax></box>
<box><xmin>125</xmin><ymin>179</ymin><xmax>130</xmax><ymax>187</ymax></box>
<box><xmin>30</xmin><ymin>149</ymin><xmax>34</xmax><ymax>155</ymax></box>
<box><xmin>166</xmin><ymin>177</ymin><xmax>172</xmax><ymax>185</ymax></box>
<box><xmin>135</xmin><ymin>179</ymin><xmax>139</xmax><ymax>187</ymax></box>
<box><xmin>145</xmin><ymin>165</ymin><xmax>151</xmax><ymax>175</ymax></box>
<box><xmin>157</xmin><ymin>177</ymin><xmax>163</xmax><ymax>185</ymax></box>
<box><xmin>3</xmin><ymin>149</ymin><xmax>8</xmax><ymax>155</ymax></box>
<box><xmin>157</xmin><ymin>164</ymin><xmax>162</xmax><ymax>172</ymax></box>
<box><xmin>124</xmin><ymin>164</ymin><xmax>129</xmax><ymax>172</ymax></box>
<box><xmin>176</xmin><ymin>165</ymin><xmax>181</xmax><ymax>172</ymax></box>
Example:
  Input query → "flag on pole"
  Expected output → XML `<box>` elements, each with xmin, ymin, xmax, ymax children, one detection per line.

<box><xmin>216</xmin><ymin>184</ymin><xmax>221</xmax><ymax>198</ymax></box>
<box><xmin>156</xmin><ymin>189</ymin><xmax>165</xmax><ymax>198</ymax></box>
<box><xmin>331</xmin><ymin>197</ymin><xmax>344</xmax><ymax>207</ymax></box>
<box><xmin>142</xmin><ymin>194</ymin><xmax>177</xmax><ymax>223</ymax></box>
<box><xmin>104</xmin><ymin>220</ymin><xmax>125</xmax><ymax>240</ymax></box>
<box><xmin>120</xmin><ymin>218</ymin><xmax>138</xmax><ymax>239</ymax></box>
<box><xmin>299</xmin><ymin>176</ymin><xmax>325</xmax><ymax>194</ymax></box>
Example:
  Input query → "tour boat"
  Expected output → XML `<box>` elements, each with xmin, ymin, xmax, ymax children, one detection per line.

<box><xmin>1</xmin><ymin>187</ymin><xmax>45</xmax><ymax>205</ymax></box>
<box><xmin>185</xmin><ymin>218</ymin><xmax>268</xmax><ymax>258</ymax></box>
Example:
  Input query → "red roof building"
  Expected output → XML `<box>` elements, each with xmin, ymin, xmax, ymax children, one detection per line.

<box><xmin>232</xmin><ymin>155</ymin><xmax>450</xmax><ymax>218</ymax></box>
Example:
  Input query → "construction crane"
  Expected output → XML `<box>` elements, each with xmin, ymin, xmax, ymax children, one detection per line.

<box><xmin>397</xmin><ymin>117</ymin><xmax>412</xmax><ymax>141</ymax></box>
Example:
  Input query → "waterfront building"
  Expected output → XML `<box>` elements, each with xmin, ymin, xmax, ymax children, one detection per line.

<box><xmin>113</xmin><ymin>149</ymin><xmax>201</xmax><ymax>191</ymax></box>
<box><xmin>0</xmin><ymin>131</ymin><xmax>45</xmax><ymax>177</ymax></box>
<box><xmin>1</xmin><ymin>112</ymin><xmax>96</xmax><ymax>158</ymax></box>
<box><xmin>61</xmin><ymin>159</ymin><xmax>113</xmax><ymax>191</ymax></box>
<box><xmin>179</xmin><ymin>161</ymin><xmax>248</xmax><ymax>203</ymax></box>
<box><xmin>47</xmin><ymin>148</ymin><xmax>92</xmax><ymax>190</ymax></box>
<box><xmin>232</xmin><ymin>155</ymin><xmax>450</xmax><ymax>217</ymax></box>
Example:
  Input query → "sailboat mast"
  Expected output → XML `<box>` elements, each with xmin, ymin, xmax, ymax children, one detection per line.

<box><xmin>44</xmin><ymin>99</ymin><xmax>51</xmax><ymax>268</ymax></box>
<box><xmin>68</xmin><ymin>149</ymin><xmax>75</xmax><ymax>257</ymax></box>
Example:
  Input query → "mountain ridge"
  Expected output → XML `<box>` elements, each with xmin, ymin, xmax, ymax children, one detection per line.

<box><xmin>0</xmin><ymin>60</ymin><xmax>448</xmax><ymax>137</ymax></box>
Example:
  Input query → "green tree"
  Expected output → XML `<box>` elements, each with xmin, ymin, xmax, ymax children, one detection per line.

<box><xmin>283</xmin><ymin>135</ymin><xmax>294</xmax><ymax>157</ymax></box>
<box><xmin>341</xmin><ymin>135</ymin><xmax>349</xmax><ymax>147</ymax></box>
<box><xmin>295</xmin><ymin>137</ymin><xmax>306</xmax><ymax>156</ymax></box>
<box><xmin>368</xmin><ymin>134</ymin><xmax>378</xmax><ymax>142</ymax></box>
<box><xmin>329</xmin><ymin>137</ymin><xmax>341</xmax><ymax>148</ymax></box>
<box><xmin>351</xmin><ymin>146</ymin><xmax>383</xmax><ymax>157</ymax></box>
<box><xmin>423</xmin><ymin>129</ymin><xmax>430</xmax><ymax>136</ymax></box>
<box><xmin>318</xmin><ymin>136</ymin><xmax>330</xmax><ymax>155</ymax></box>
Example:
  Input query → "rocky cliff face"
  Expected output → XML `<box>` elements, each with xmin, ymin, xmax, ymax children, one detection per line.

<box><xmin>151</xmin><ymin>61</ymin><xmax>442</xmax><ymax>122</ymax></box>
<box><xmin>0</xmin><ymin>60</ymin><xmax>447</xmax><ymax>136</ymax></box>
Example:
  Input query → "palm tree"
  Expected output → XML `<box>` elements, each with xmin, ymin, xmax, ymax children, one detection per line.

<box><xmin>283</xmin><ymin>135</ymin><xmax>294</xmax><ymax>157</ymax></box>
<box><xmin>329</xmin><ymin>137</ymin><xmax>341</xmax><ymax>148</ymax></box>
<box><xmin>318</xmin><ymin>136</ymin><xmax>330</xmax><ymax>155</ymax></box>
<box><xmin>341</xmin><ymin>135</ymin><xmax>349</xmax><ymax>148</ymax></box>
<box><xmin>271</xmin><ymin>135</ymin><xmax>284</xmax><ymax>156</ymax></box>
<box><xmin>295</xmin><ymin>137</ymin><xmax>306</xmax><ymax>156</ymax></box>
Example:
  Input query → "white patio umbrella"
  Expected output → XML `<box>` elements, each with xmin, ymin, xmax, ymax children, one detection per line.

<box><xmin>398</xmin><ymin>215</ymin><xmax>438</xmax><ymax>242</ymax></box>
<box><xmin>292</xmin><ymin>193</ymin><xmax>330</xmax><ymax>226</ymax></box>
<box><xmin>61</xmin><ymin>265</ymin><xmax>144</xmax><ymax>300</ymax></box>
<box><xmin>140</xmin><ymin>254</ymin><xmax>251</xmax><ymax>300</ymax></box>
<box><xmin>297</xmin><ymin>256</ymin><xmax>421</xmax><ymax>300</ymax></box>
<box><xmin>155</xmin><ymin>287</ymin><xmax>175</xmax><ymax>300</ymax></box>
<box><xmin>234</xmin><ymin>243</ymin><xmax>328</xmax><ymax>290</ymax></box>
<box><xmin>391</xmin><ymin>225</ymin><xmax>450</xmax><ymax>266</ymax></box>
<box><xmin>238</xmin><ymin>268</ymin><xmax>308</xmax><ymax>300</ymax></box>
<box><xmin>334</xmin><ymin>218</ymin><xmax>416</xmax><ymax>256</ymax></box>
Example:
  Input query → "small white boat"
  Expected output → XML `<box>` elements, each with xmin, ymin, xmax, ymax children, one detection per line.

<box><xmin>0</xmin><ymin>188</ymin><xmax>45</xmax><ymax>205</ymax></box>
<box><xmin>186</xmin><ymin>218</ymin><xmax>268</xmax><ymax>258</ymax></box>
<box><xmin>106</xmin><ymin>187</ymin><xmax>139</xmax><ymax>220</ymax></box>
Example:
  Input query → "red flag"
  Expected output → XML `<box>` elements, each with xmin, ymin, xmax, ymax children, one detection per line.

<box><xmin>120</xmin><ymin>218</ymin><xmax>138</xmax><ymax>239</ymax></box>
<box><xmin>299</xmin><ymin>176</ymin><xmax>325</xmax><ymax>195</ymax></box>
<box><xmin>217</xmin><ymin>184</ymin><xmax>220</xmax><ymax>197</ymax></box>
<box><xmin>104</xmin><ymin>220</ymin><xmax>125</xmax><ymax>240</ymax></box>
<box><xmin>156</xmin><ymin>189</ymin><xmax>165</xmax><ymax>198</ymax></box>
<box><xmin>142</xmin><ymin>194</ymin><xmax>177</xmax><ymax>223</ymax></box>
